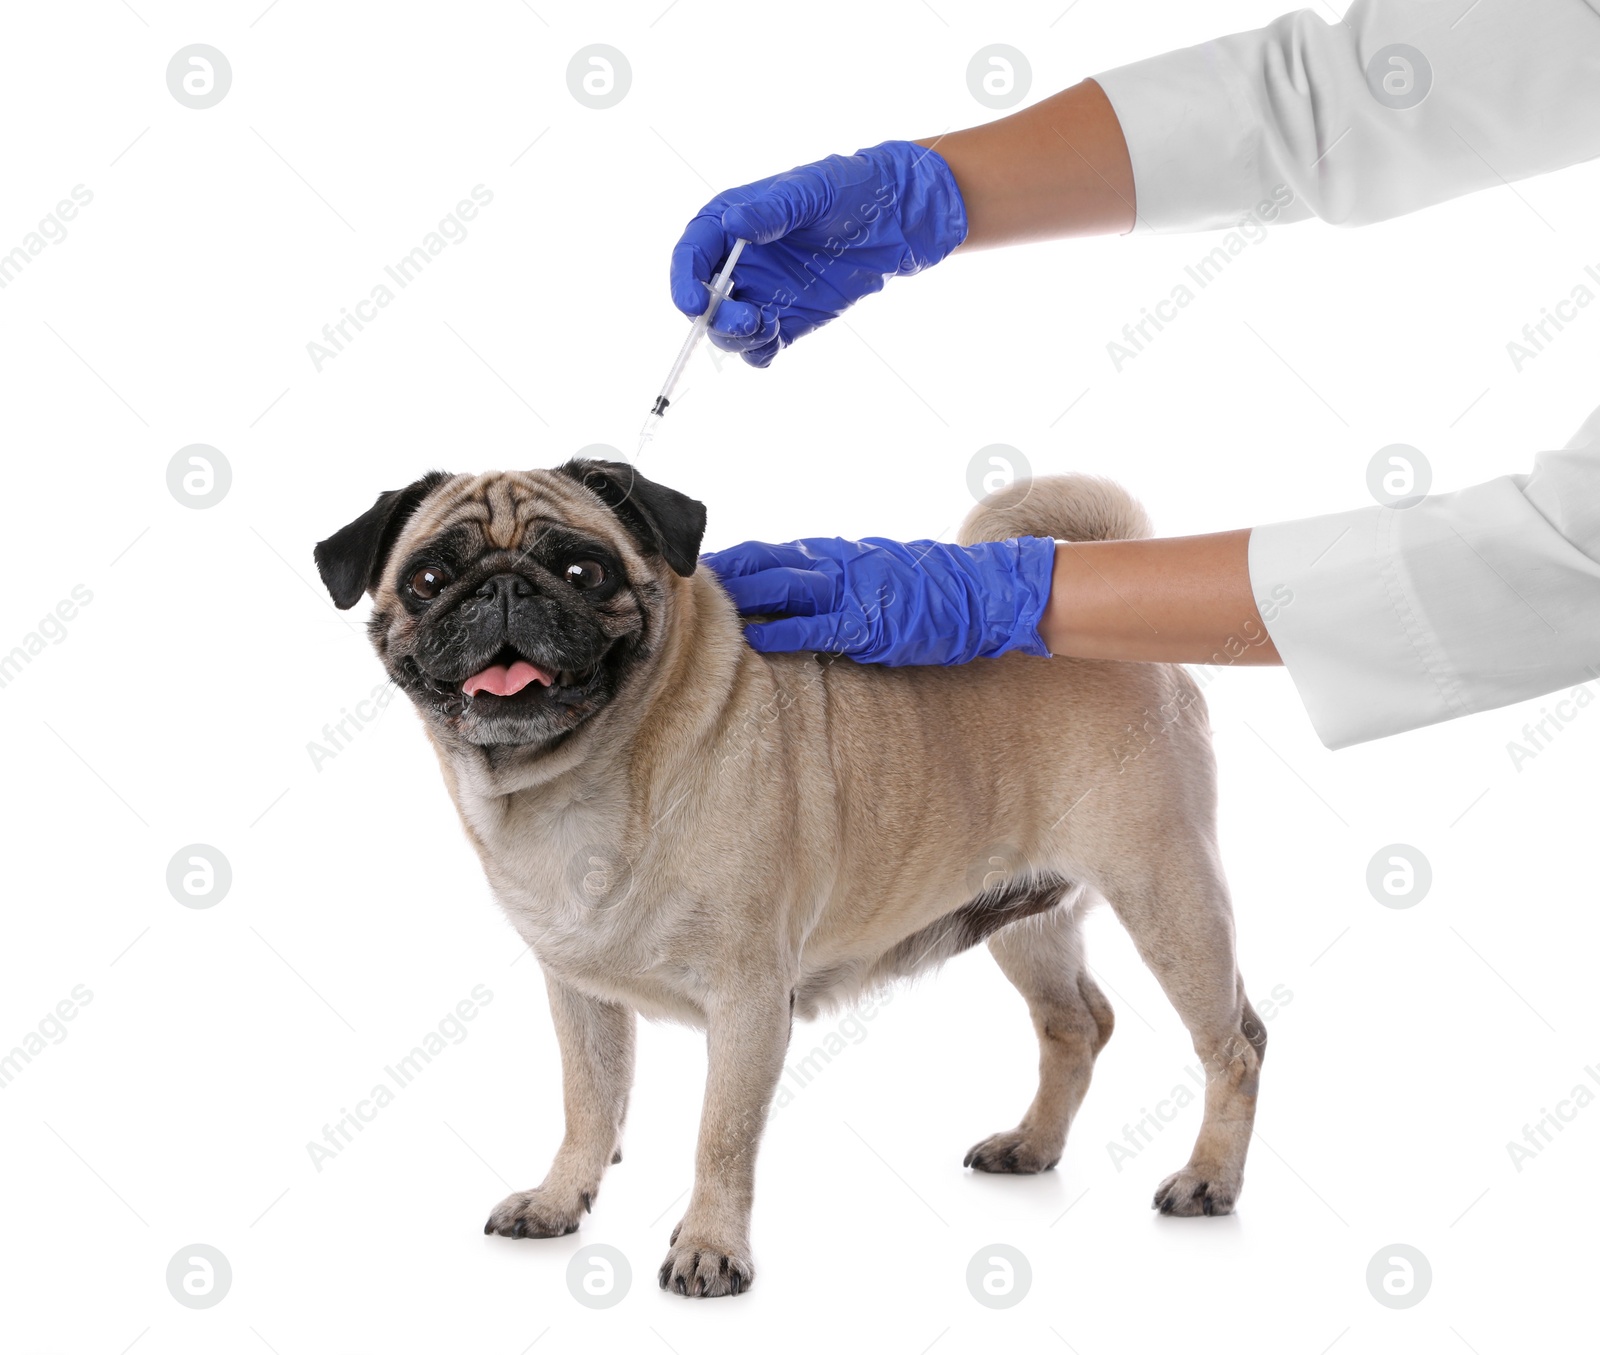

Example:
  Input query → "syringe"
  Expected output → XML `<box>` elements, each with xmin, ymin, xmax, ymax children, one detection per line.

<box><xmin>637</xmin><ymin>237</ymin><xmax>748</xmax><ymax>454</ymax></box>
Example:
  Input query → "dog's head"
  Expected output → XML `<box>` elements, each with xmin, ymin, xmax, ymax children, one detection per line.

<box><xmin>314</xmin><ymin>459</ymin><xmax>706</xmax><ymax>748</ymax></box>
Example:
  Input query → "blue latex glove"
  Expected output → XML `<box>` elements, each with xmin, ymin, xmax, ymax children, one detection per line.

<box><xmin>670</xmin><ymin>140</ymin><xmax>968</xmax><ymax>368</ymax></box>
<box><xmin>700</xmin><ymin>536</ymin><xmax>1057</xmax><ymax>666</ymax></box>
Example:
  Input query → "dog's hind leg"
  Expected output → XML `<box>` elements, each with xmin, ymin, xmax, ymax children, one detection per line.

<box><xmin>1097</xmin><ymin>853</ymin><xmax>1265</xmax><ymax>1217</ymax></box>
<box><xmin>965</xmin><ymin>900</ymin><xmax>1114</xmax><ymax>1174</ymax></box>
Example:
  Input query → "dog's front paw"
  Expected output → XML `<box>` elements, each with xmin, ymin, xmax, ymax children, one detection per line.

<box><xmin>1152</xmin><ymin>1166</ymin><xmax>1238</xmax><ymax>1217</ymax></box>
<box><xmin>483</xmin><ymin>1187</ymin><xmax>590</xmax><ymax>1239</ymax></box>
<box><xmin>963</xmin><ymin>1127</ymin><xmax>1063</xmax><ymax>1174</ymax></box>
<box><xmin>657</xmin><ymin>1224</ymin><xmax>754</xmax><ymax>1297</ymax></box>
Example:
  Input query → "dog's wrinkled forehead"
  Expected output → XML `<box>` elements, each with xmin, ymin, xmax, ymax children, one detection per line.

<box><xmin>389</xmin><ymin>469</ymin><xmax>647</xmax><ymax>579</ymax></box>
<box><xmin>314</xmin><ymin>457</ymin><xmax>706</xmax><ymax>613</ymax></box>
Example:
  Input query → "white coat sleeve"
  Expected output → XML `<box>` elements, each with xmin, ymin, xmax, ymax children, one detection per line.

<box><xmin>1092</xmin><ymin>0</ymin><xmax>1600</xmax><ymax>232</ymax></box>
<box><xmin>1247</xmin><ymin>406</ymin><xmax>1600</xmax><ymax>747</ymax></box>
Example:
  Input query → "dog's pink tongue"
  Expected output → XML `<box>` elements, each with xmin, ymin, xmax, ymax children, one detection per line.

<box><xmin>461</xmin><ymin>660</ymin><xmax>553</xmax><ymax>698</ymax></box>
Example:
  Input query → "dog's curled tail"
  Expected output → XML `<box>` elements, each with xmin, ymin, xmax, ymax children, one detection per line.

<box><xmin>957</xmin><ymin>474</ymin><xmax>1153</xmax><ymax>547</ymax></box>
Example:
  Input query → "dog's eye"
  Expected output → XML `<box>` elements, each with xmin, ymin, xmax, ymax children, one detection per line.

<box><xmin>410</xmin><ymin>565</ymin><xmax>451</xmax><ymax>600</ymax></box>
<box><xmin>565</xmin><ymin>560</ymin><xmax>606</xmax><ymax>590</ymax></box>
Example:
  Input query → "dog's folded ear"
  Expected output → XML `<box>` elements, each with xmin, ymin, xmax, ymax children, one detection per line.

<box><xmin>314</xmin><ymin>471</ymin><xmax>451</xmax><ymax>609</ymax></box>
<box><xmin>559</xmin><ymin>459</ymin><xmax>707</xmax><ymax>577</ymax></box>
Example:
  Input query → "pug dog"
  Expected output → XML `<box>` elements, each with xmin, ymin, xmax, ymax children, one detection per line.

<box><xmin>314</xmin><ymin>459</ymin><xmax>1265</xmax><ymax>1298</ymax></box>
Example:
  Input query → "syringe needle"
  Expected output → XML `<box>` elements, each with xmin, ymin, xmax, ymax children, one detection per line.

<box><xmin>639</xmin><ymin>238</ymin><xmax>748</xmax><ymax>448</ymax></box>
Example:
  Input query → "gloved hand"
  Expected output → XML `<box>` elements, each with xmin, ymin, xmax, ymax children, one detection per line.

<box><xmin>670</xmin><ymin>140</ymin><xmax>968</xmax><ymax>368</ymax></box>
<box><xmin>700</xmin><ymin>536</ymin><xmax>1057</xmax><ymax>666</ymax></box>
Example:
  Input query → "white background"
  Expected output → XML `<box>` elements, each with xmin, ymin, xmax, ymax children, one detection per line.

<box><xmin>2</xmin><ymin>1</ymin><xmax>1597</xmax><ymax>1352</ymax></box>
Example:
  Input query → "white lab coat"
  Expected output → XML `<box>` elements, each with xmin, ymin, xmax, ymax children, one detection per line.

<box><xmin>1094</xmin><ymin>0</ymin><xmax>1600</xmax><ymax>747</ymax></box>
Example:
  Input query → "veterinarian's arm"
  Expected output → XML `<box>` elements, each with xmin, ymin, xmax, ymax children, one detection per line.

<box><xmin>930</xmin><ymin>0</ymin><xmax>1600</xmax><ymax>245</ymax></box>
<box><xmin>1043</xmin><ymin>404</ymin><xmax>1600</xmax><ymax>749</ymax></box>
<box><xmin>1045</xmin><ymin>402</ymin><xmax>1600</xmax><ymax>748</ymax></box>
<box><xmin>674</xmin><ymin>1</ymin><xmax>1600</xmax><ymax>360</ymax></box>
<box><xmin>712</xmin><ymin>432</ymin><xmax>1600</xmax><ymax>746</ymax></box>
<box><xmin>702</xmin><ymin>529</ymin><xmax>1282</xmax><ymax>669</ymax></box>
<box><xmin>910</xmin><ymin>78</ymin><xmax>1136</xmax><ymax>247</ymax></box>
<box><xmin>1037</xmin><ymin>531</ymin><xmax>1280</xmax><ymax>667</ymax></box>
<box><xmin>708</xmin><ymin>409</ymin><xmax>1600</xmax><ymax>745</ymax></box>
